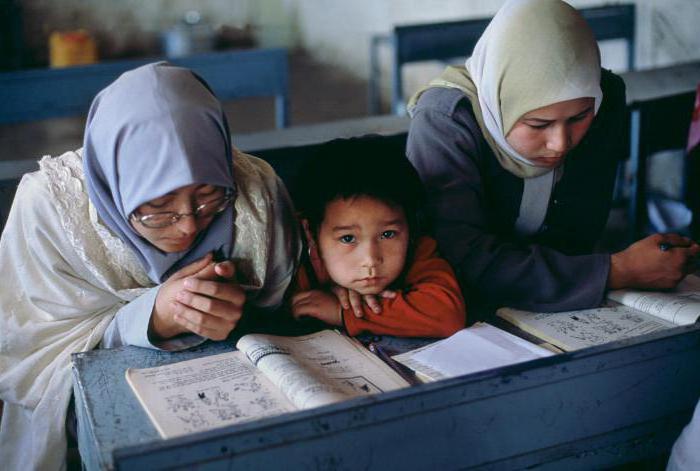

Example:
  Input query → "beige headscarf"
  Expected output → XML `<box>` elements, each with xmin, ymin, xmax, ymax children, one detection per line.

<box><xmin>408</xmin><ymin>0</ymin><xmax>602</xmax><ymax>235</ymax></box>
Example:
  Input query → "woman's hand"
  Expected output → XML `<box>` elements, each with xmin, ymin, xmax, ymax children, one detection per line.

<box><xmin>330</xmin><ymin>286</ymin><xmax>397</xmax><ymax>318</ymax></box>
<box><xmin>150</xmin><ymin>254</ymin><xmax>246</xmax><ymax>341</ymax></box>
<box><xmin>291</xmin><ymin>290</ymin><xmax>342</xmax><ymax>326</ymax></box>
<box><xmin>608</xmin><ymin>233</ymin><xmax>700</xmax><ymax>290</ymax></box>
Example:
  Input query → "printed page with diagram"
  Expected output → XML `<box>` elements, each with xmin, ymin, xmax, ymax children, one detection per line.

<box><xmin>496</xmin><ymin>304</ymin><xmax>675</xmax><ymax>351</ymax></box>
<box><xmin>126</xmin><ymin>330</ymin><xmax>408</xmax><ymax>439</ymax></box>
<box><xmin>125</xmin><ymin>350</ymin><xmax>294</xmax><ymax>439</ymax></box>
<box><xmin>237</xmin><ymin>330</ymin><xmax>409</xmax><ymax>410</ymax></box>
<box><xmin>607</xmin><ymin>274</ymin><xmax>700</xmax><ymax>326</ymax></box>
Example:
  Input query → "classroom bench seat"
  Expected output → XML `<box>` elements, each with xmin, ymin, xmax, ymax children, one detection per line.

<box><xmin>0</xmin><ymin>48</ymin><xmax>289</xmax><ymax>128</ymax></box>
<box><xmin>369</xmin><ymin>4</ymin><xmax>636</xmax><ymax>115</ymax></box>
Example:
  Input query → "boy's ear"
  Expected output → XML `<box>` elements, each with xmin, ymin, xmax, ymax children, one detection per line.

<box><xmin>301</xmin><ymin>218</ymin><xmax>328</xmax><ymax>280</ymax></box>
<box><xmin>300</xmin><ymin>218</ymin><xmax>316</xmax><ymax>249</ymax></box>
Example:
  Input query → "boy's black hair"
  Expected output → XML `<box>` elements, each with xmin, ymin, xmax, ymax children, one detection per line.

<box><xmin>293</xmin><ymin>134</ymin><xmax>426</xmax><ymax>239</ymax></box>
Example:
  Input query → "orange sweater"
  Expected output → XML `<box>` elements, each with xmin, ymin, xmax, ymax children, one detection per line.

<box><xmin>293</xmin><ymin>236</ymin><xmax>466</xmax><ymax>337</ymax></box>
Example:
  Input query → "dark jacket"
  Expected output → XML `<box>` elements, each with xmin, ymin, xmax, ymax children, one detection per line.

<box><xmin>406</xmin><ymin>69</ymin><xmax>627</xmax><ymax>314</ymax></box>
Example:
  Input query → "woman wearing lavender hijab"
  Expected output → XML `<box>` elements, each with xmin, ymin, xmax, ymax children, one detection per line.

<box><xmin>0</xmin><ymin>63</ymin><xmax>300</xmax><ymax>470</ymax></box>
<box><xmin>407</xmin><ymin>0</ymin><xmax>699</xmax><ymax>316</ymax></box>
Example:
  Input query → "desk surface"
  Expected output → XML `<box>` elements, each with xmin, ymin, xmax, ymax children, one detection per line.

<box><xmin>71</xmin><ymin>330</ymin><xmax>425</xmax><ymax>470</ymax></box>
<box><xmin>73</xmin><ymin>324</ymin><xmax>700</xmax><ymax>470</ymax></box>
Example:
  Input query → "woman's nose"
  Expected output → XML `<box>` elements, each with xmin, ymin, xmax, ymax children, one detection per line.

<box><xmin>174</xmin><ymin>214</ymin><xmax>198</xmax><ymax>235</ymax></box>
<box><xmin>546</xmin><ymin>124</ymin><xmax>570</xmax><ymax>153</ymax></box>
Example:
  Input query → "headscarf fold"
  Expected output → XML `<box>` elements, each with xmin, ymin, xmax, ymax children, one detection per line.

<box><xmin>83</xmin><ymin>62</ymin><xmax>235</xmax><ymax>282</ymax></box>
<box><xmin>408</xmin><ymin>0</ymin><xmax>603</xmax><ymax>234</ymax></box>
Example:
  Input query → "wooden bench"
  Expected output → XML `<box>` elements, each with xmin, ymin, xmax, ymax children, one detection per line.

<box><xmin>368</xmin><ymin>4</ymin><xmax>636</xmax><ymax>115</ymax></box>
<box><xmin>622</xmin><ymin>62</ymin><xmax>700</xmax><ymax>240</ymax></box>
<box><xmin>3</xmin><ymin>62</ymin><xmax>700</xmax><ymax>242</ymax></box>
<box><xmin>0</xmin><ymin>48</ymin><xmax>289</xmax><ymax>128</ymax></box>
<box><xmin>626</xmin><ymin>92</ymin><xmax>696</xmax><ymax>240</ymax></box>
<box><xmin>0</xmin><ymin>48</ymin><xmax>290</xmax><ymax>232</ymax></box>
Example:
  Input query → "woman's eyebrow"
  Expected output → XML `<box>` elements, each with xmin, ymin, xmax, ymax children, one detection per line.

<box><xmin>195</xmin><ymin>184</ymin><xmax>219</xmax><ymax>194</ymax></box>
<box><xmin>572</xmin><ymin>106</ymin><xmax>594</xmax><ymax>117</ymax></box>
<box><xmin>161</xmin><ymin>184</ymin><xmax>215</xmax><ymax>198</ymax></box>
<box><xmin>524</xmin><ymin>106</ymin><xmax>593</xmax><ymax>123</ymax></box>
<box><xmin>524</xmin><ymin>117</ymin><xmax>554</xmax><ymax>124</ymax></box>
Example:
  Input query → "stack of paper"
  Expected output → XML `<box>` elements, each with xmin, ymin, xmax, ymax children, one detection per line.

<box><xmin>392</xmin><ymin>323</ymin><xmax>554</xmax><ymax>382</ymax></box>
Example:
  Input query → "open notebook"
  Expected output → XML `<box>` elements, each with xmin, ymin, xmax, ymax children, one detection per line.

<box><xmin>496</xmin><ymin>275</ymin><xmax>700</xmax><ymax>351</ymax></box>
<box><xmin>126</xmin><ymin>330</ymin><xmax>408</xmax><ymax>438</ymax></box>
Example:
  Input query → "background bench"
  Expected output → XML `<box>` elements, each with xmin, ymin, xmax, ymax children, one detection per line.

<box><xmin>369</xmin><ymin>4</ymin><xmax>636</xmax><ymax>115</ymax></box>
<box><xmin>0</xmin><ymin>47</ymin><xmax>290</xmax><ymax>232</ymax></box>
<box><xmin>0</xmin><ymin>47</ymin><xmax>289</xmax><ymax>128</ymax></box>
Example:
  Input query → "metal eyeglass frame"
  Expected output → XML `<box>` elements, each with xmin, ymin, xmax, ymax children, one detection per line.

<box><xmin>131</xmin><ymin>191</ymin><xmax>234</xmax><ymax>229</ymax></box>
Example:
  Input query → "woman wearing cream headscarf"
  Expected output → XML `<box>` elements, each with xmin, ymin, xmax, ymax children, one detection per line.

<box><xmin>0</xmin><ymin>63</ymin><xmax>300</xmax><ymax>470</ymax></box>
<box><xmin>407</xmin><ymin>0</ymin><xmax>699</xmax><ymax>314</ymax></box>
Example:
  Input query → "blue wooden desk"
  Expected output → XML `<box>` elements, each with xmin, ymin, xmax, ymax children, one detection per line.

<box><xmin>72</xmin><ymin>324</ymin><xmax>700</xmax><ymax>470</ymax></box>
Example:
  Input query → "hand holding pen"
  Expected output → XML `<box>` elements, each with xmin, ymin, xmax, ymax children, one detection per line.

<box><xmin>609</xmin><ymin>233</ymin><xmax>700</xmax><ymax>290</ymax></box>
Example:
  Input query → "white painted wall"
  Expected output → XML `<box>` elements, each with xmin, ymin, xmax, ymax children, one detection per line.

<box><xmin>286</xmin><ymin>0</ymin><xmax>700</xmax><ymax>110</ymax></box>
<box><xmin>21</xmin><ymin>0</ymin><xmax>294</xmax><ymax>63</ymax></box>
<box><xmin>21</xmin><ymin>0</ymin><xmax>700</xmax><ymax>109</ymax></box>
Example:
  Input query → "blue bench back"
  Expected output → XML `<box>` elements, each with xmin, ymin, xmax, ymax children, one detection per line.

<box><xmin>385</xmin><ymin>4</ymin><xmax>636</xmax><ymax>114</ymax></box>
<box><xmin>627</xmin><ymin>91</ymin><xmax>696</xmax><ymax>240</ymax></box>
<box><xmin>0</xmin><ymin>48</ymin><xmax>289</xmax><ymax>128</ymax></box>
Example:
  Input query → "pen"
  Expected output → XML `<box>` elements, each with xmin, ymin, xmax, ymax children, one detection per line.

<box><xmin>368</xmin><ymin>343</ymin><xmax>420</xmax><ymax>386</ymax></box>
<box><xmin>659</xmin><ymin>242</ymin><xmax>696</xmax><ymax>252</ymax></box>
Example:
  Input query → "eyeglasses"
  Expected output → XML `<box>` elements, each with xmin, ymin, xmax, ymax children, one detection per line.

<box><xmin>132</xmin><ymin>193</ymin><xmax>233</xmax><ymax>229</ymax></box>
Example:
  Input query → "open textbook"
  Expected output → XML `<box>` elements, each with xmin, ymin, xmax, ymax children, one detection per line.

<box><xmin>496</xmin><ymin>274</ymin><xmax>700</xmax><ymax>351</ymax></box>
<box><xmin>392</xmin><ymin>323</ymin><xmax>553</xmax><ymax>383</ymax></box>
<box><xmin>125</xmin><ymin>330</ymin><xmax>408</xmax><ymax>439</ymax></box>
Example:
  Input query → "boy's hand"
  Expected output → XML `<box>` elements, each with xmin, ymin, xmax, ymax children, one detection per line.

<box><xmin>331</xmin><ymin>286</ymin><xmax>397</xmax><ymax>318</ymax></box>
<box><xmin>291</xmin><ymin>290</ymin><xmax>342</xmax><ymax>326</ymax></box>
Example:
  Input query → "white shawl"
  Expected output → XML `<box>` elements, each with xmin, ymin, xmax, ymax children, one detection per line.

<box><xmin>0</xmin><ymin>149</ymin><xmax>299</xmax><ymax>470</ymax></box>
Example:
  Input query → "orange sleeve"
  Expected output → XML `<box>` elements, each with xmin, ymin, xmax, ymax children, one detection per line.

<box><xmin>343</xmin><ymin>237</ymin><xmax>466</xmax><ymax>338</ymax></box>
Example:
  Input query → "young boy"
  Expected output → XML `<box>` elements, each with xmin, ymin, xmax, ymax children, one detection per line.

<box><xmin>290</xmin><ymin>135</ymin><xmax>466</xmax><ymax>337</ymax></box>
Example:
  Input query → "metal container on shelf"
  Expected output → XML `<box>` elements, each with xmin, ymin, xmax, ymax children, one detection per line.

<box><xmin>162</xmin><ymin>11</ymin><xmax>214</xmax><ymax>58</ymax></box>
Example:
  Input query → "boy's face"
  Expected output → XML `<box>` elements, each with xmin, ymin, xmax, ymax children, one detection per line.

<box><xmin>316</xmin><ymin>196</ymin><xmax>409</xmax><ymax>295</ymax></box>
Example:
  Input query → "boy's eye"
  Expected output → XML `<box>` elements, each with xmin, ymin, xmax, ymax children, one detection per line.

<box><xmin>339</xmin><ymin>234</ymin><xmax>355</xmax><ymax>244</ymax></box>
<box><xmin>381</xmin><ymin>230</ymin><xmax>397</xmax><ymax>239</ymax></box>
